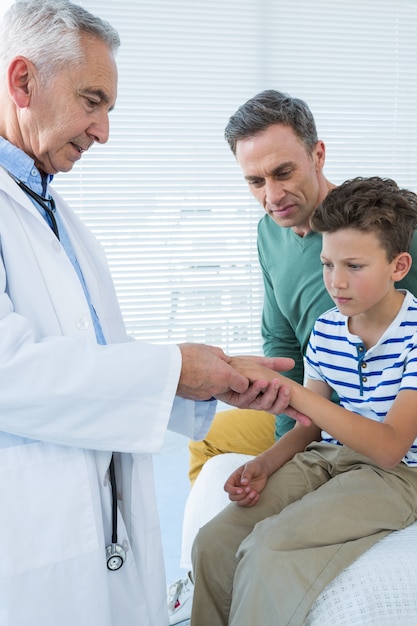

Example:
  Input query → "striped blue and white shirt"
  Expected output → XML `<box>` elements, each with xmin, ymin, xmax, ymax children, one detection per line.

<box><xmin>305</xmin><ymin>289</ymin><xmax>417</xmax><ymax>466</ymax></box>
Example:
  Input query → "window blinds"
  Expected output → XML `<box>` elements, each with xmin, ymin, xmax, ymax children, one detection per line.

<box><xmin>51</xmin><ymin>0</ymin><xmax>417</xmax><ymax>354</ymax></box>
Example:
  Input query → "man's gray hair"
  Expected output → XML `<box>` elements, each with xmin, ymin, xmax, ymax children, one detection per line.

<box><xmin>225</xmin><ymin>89</ymin><xmax>319</xmax><ymax>156</ymax></box>
<box><xmin>0</xmin><ymin>0</ymin><xmax>120</xmax><ymax>83</ymax></box>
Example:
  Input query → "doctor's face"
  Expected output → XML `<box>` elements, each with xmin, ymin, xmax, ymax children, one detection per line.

<box><xmin>20</xmin><ymin>33</ymin><xmax>118</xmax><ymax>175</ymax></box>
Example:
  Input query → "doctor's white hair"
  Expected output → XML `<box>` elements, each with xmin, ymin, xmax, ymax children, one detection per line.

<box><xmin>0</xmin><ymin>0</ymin><xmax>120</xmax><ymax>84</ymax></box>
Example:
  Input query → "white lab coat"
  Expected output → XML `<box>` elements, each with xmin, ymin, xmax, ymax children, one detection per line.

<box><xmin>0</xmin><ymin>167</ymin><xmax>214</xmax><ymax>626</ymax></box>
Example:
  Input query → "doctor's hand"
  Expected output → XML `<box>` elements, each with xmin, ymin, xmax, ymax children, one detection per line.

<box><xmin>177</xmin><ymin>343</ymin><xmax>249</xmax><ymax>400</ymax></box>
<box><xmin>176</xmin><ymin>344</ymin><xmax>294</xmax><ymax>407</ymax></box>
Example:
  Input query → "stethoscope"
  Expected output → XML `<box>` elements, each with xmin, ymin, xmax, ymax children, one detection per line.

<box><xmin>13</xmin><ymin>177</ymin><xmax>60</xmax><ymax>238</ymax></box>
<box><xmin>14</xmin><ymin>176</ymin><xmax>126</xmax><ymax>571</ymax></box>
<box><xmin>105</xmin><ymin>455</ymin><xmax>127</xmax><ymax>571</ymax></box>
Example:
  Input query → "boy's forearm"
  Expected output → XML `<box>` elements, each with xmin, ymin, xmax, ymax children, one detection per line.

<box><xmin>259</xmin><ymin>366</ymin><xmax>409</xmax><ymax>467</ymax></box>
<box><xmin>257</xmin><ymin>422</ymin><xmax>321</xmax><ymax>477</ymax></box>
<box><xmin>237</xmin><ymin>358</ymin><xmax>345</xmax><ymax>429</ymax></box>
<box><xmin>230</xmin><ymin>357</ymin><xmax>387</xmax><ymax>457</ymax></box>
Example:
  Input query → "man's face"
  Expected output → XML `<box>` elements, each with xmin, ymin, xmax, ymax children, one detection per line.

<box><xmin>235</xmin><ymin>124</ymin><xmax>326</xmax><ymax>236</ymax></box>
<box><xmin>19</xmin><ymin>33</ymin><xmax>118</xmax><ymax>175</ymax></box>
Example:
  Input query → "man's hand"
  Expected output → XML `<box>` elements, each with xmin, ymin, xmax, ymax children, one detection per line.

<box><xmin>177</xmin><ymin>345</ymin><xmax>295</xmax><ymax>414</ymax></box>
<box><xmin>177</xmin><ymin>343</ymin><xmax>249</xmax><ymax>400</ymax></box>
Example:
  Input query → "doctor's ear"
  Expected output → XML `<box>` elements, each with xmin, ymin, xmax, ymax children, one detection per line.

<box><xmin>8</xmin><ymin>57</ymin><xmax>35</xmax><ymax>108</ymax></box>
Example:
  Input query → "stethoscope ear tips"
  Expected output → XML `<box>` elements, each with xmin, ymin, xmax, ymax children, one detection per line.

<box><xmin>106</xmin><ymin>543</ymin><xmax>126</xmax><ymax>571</ymax></box>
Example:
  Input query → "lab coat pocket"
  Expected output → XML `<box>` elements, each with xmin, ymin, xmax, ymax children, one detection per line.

<box><xmin>0</xmin><ymin>441</ymin><xmax>99</xmax><ymax>578</ymax></box>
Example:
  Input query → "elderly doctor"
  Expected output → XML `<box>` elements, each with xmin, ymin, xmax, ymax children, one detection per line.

<box><xmin>0</xmin><ymin>1</ymin><xmax>295</xmax><ymax>625</ymax></box>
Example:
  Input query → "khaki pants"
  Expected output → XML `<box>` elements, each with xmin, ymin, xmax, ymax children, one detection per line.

<box><xmin>191</xmin><ymin>443</ymin><xmax>417</xmax><ymax>626</ymax></box>
<box><xmin>188</xmin><ymin>409</ymin><xmax>276</xmax><ymax>485</ymax></box>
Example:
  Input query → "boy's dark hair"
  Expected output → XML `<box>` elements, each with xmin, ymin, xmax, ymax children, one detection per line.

<box><xmin>224</xmin><ymin>89</ymin><xmax>318</xmax><ymax>156</ymax></box>
<box><xmin>311</xmin><ymin>176</ymin><xmax>417</xmax><ymax>261</ymax></box>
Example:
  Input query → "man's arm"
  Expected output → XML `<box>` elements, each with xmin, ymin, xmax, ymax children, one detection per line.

<box><xmin>258</xmin><ymin>224</ymin><xmax>338</xmax><ymax>436</ymax></box>
<box><xmin>258</xmin><ymin>242</ymin><xmax>307</xmax><ymax>436</ymax></box>
<box><xmin>257</xmin><ymin>217</ymin><xmax>333</xmax><ymax>384</ymax></box>
<box><xmin>261</xmin><ymin>264</ymin><xmax>305</xmax><ymax>384</ymax></box>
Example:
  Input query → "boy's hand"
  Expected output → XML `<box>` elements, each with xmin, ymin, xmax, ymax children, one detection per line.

<box><xmin>216</xmin><ymin>378</ymin><xmax>291</xmax><ymax>414</ymax></box>
<box><xmin>177</xmin><ymin>346</ymin><xmax>294</xmax><ymax>410</ymax></box>
<box><xmin>216</xmin><ymin>355</ymin><xmax>294</xmax><ymax>413</ymax></box>
<box><xmin>227</xmin><ymin>356</ymin><xmax>313</xmax><ymax>424</ymax></box>
<box><xmin>224</xmin><ymin>457</ymin><xmax>269</xmax><ymax>507</ymax></box>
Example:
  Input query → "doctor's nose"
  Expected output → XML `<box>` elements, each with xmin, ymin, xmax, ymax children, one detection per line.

<box><xmin>88</xmin><ymin>111</ymin><xmax>110</xmax><ymax>145</ymax></box>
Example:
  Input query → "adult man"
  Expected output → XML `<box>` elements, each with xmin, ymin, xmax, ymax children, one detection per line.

<box><xmin>188</xmin><ymin>90</ymin><xmax>417</xmax><ymax>482</ymax></box>
<box><xmin>171</xmin><ymin>89</ymin><xmax>339</xmax><ymax>625</ymax></box>
<box><xmin>0</xmin><ymin>4</ymin><xmax>291</xmax><ymax>626</ymax></box>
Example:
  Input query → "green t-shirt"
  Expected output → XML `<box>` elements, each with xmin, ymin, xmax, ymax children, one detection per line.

<box><xmin>257</xmin><ymin>214</ymin><xmax>417</xmax><ymax>438</ymax></box>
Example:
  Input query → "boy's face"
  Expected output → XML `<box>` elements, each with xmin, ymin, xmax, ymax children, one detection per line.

<box><xmin>320</xmin><ymin>228</ymin><xmax>400</xmax><ymax>319</ymax></box>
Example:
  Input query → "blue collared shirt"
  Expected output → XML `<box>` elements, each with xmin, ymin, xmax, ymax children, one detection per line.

<box><xmin>0</xmin><ymin>136</ymin><xmax>106</xmax><ymax>344</ymax></box>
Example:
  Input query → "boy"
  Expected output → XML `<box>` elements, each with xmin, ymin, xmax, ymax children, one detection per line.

<box><xmin>190</xmin><ymin>176</ymin><xmax>417</xmax><ymax>626</ymax></box>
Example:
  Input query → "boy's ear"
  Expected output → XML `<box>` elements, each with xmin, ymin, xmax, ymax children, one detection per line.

<box><xmin>8</xmin><ymin>56</ymin><xmax>33</xmax><ymax>108</ymax></box>
<box><xmin>392</xmin><ymin>252</ymin><xmax>412</xmax><ymax>282</ymax></box>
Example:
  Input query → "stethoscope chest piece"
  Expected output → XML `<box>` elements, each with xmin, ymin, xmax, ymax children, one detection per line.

<box><xmin>106</xmin><ymin>542</ymin><xmax>126</xmax><ymax>571</ymax></box>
